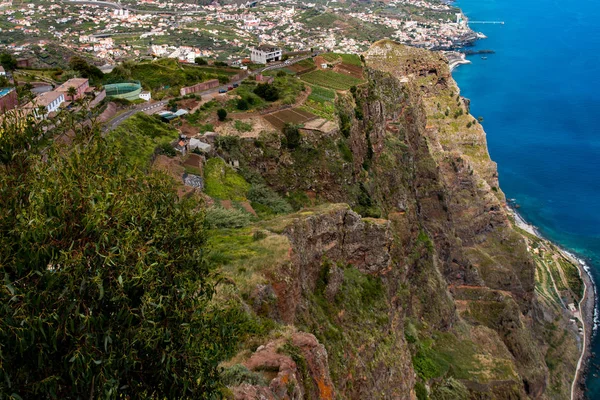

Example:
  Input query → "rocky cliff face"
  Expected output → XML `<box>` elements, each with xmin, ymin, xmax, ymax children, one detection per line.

<box><xmin>215</xmin><ymin>41</ymin><xmax>581</xmax><ymax>400</ymax></box>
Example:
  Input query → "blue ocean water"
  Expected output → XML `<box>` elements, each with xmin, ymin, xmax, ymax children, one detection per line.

<box><xmin>452</xmin><ymin>0</ymin><xmax>600</xmax><ymax>396</ymax></box>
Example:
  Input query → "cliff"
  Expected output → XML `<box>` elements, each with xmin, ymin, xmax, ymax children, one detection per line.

<box><xmin>210</xmin><ymin>41</ymin><xmax>584</xmax><ymax>399</ymax></box>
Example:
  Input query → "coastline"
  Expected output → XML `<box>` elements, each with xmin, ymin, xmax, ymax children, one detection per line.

<box><xmin>510</xmin><ymin>206</ymin><xmax>596</xmax><ymax>400</ymax></box>
<box><xmin>445</xmin><ymin>51</ymin><xmax>472</xmax><ymax>72</ymax></box>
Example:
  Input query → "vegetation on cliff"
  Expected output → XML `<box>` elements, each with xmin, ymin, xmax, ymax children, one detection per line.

<box><xmin>0</xmin><ymin>42</ymin><xmax>586</xmax><ymax>400</ymax></box>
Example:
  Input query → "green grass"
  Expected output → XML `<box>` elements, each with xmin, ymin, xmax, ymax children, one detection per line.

<box><xmin>104</xmin><ymin>58</ymin><xmax>232</xmax><ymax>94</ymax></box>
<box><xmin>308</xmin><ymin>85</ymin><xmax>335</xmax><ymax>104</ymax></box>
<box><xmin>203</xmin><ymin>158</ymin><xmax>251</xmax><ymax>201</ymax></box>
<box><xmin>301</xmin><ymin>70</ymin><xmax>364</xmax><ymax>91</ymax></box>
<box><xmin>234</xmin><ymin>120</ymin><xmax>253</xmax><ymax>132</ymax></box>
<box><xmin>110</xmin><ymin>113</ymin><xmax>179</xmax><ymax>168</ymax></box>
<box><xmin>340</xmin><ymin>54</ymin><xmax>362</xmax><ymax>66</ymax></box>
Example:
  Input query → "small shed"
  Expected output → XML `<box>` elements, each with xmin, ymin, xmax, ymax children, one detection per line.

<box><xmin>189</xmin><ymin>138</ymin><xmax>211</xmax><ymax>153</ymax></box>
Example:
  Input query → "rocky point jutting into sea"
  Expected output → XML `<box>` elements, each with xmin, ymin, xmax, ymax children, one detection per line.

<box><xmin>212</xmin><ymin>40</ymin><xmax>589</xmax><ymax>399</ymax></box>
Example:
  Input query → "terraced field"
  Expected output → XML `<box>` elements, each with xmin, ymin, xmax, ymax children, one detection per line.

<box><xmin>263</xmin><ymin>107</ymin><xmax>317</xmax><ymax>130</ymax></box>
<box><xmin>300</xmin><ymin>70</ymin><xmax>365</xmax><ymax>90</ymax></box>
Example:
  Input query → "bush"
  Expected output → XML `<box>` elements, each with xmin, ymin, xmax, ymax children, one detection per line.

<box><xmin>205</xmin><ymin>206</ymin><xmax>252</xmax><ymax>228</ymax></box>
<box><xmin>277</xmin><ymin>70</ymin><xmax>287</xmax><ymax>77</ymax></box>
<box><xmin>234</xmin><ymin>120</ymin><xmax>253</xmax><ymax>132</ymax></box>
<box><xmin>0</xmin><ymin>122</ymin><xmax>241</xmax><ymax>398</ymax></box>
<box><xmin>221</xmin><ymin>364</ymin><xmax>268</xmax><ymax>387</ymax></box>
<box><xmin>156</xmin><ymin>142</ymin><xmax>176</xmax><ymax>157</ymax></box>
<box><xmin>237</xmin><ymin>98</ymin><xmax>249</xmax><ymax>110</ymax></box>
<box><xmin>253</xmin><ymin>83</ymin><xmax>280</xmax><ymax>101</ymax></box>
<box><xmin>195</xmin><ymin>57</ymin><xmax>208</xmax><ymax>65</ymax></box>
<box><xmin>247</xmin><ymin>184</ymin><xmax>292</xmax><ymax>215</ymax></box>
<box><xmin>283</xmin><ymin>123</ymin><xmax>301</xmax><ymax>150</ymax></box>
<box><xmin>217</xmin><ymin>108</ymin><xmax>228</xmax><ymax>121</ymax></box>
<box><xmin>415</xmin><ymin>381</ymin><xmax>428</xmax><ymax>400</ymax></box>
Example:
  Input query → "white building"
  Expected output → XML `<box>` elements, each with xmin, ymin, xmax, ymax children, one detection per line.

<box><xmin>0</xmin><ymin>66</ymin><xmax>5</xmax><ymax>76</ymax></box>
<box><xmin>139</xmin><ymin>91</ymin><xmax>151</xmax><ymax>101</ymax></box>
<box><xmin>29</xmin><ymin>91</ymin><xmax>64</xmax><ymax>119</ymax></box>
<box><xmin>250</xmin><ymin>45</ymin><xmax>282</xmax><ymax>64</ymax></box>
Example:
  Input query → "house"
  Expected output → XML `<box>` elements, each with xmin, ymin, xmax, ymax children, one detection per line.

<box><xmin>0</xmin><ymin>87</ymin><xmax>18</xmax><ymax>115</ymax></box>
<box><xmin>250</xmin><ymin>45</ymin><xmax>282</xmax><ymax>64</ymax></box>
<box><xmin>27</xmin><ymin>91</ymin><xmax>65</xmax><ymax>119</ymax></box>
<box><xmin>0</xmin><ymin>66</ymin><xmax>5</xmax><ymax>76</ymax></box>
<box><xmin>55</xmin><ymin>78</ymin><xmax>90</xmax><ymax>101</ymax></box>
<box><xmin>139</xmin><ymin>91</ymin><xmax>151</xmax><ymax>101</ymax></box>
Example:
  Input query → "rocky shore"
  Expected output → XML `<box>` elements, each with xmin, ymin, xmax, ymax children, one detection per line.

<box><xmin>511</xmin><ymin>208</ymin><xmax>595</xmax><ymax>400</ymax></box>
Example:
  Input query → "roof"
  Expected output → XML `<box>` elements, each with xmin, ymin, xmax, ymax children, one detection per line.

<box><xmin>31</xmin><ymin>91</ymin><xmax>64</xmax><ymax>107</ymax></box>
<box><xmin>256</xmin><ymin>44</ymin><xmax>281</xmax><ymax>52</ymax></box>
<box><xmin>55</xmin><ymin>78</ymin><xmax>89</xmax><ymax>92</ymax></box>
<box><xmin>0</xmin><ymin>66</ymin><xmax>5</xmax><ymax>73</ymax></box>
<box><xmin>174</xmin><ymin>109</ymin><xmax>188</xmax><ymax>116</ymax></box>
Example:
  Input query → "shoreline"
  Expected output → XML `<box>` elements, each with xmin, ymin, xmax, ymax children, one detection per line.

<box><xmin>510</xmin><ymin>206</ymin><xmax>596</xmax><ymax>400</ymax></box>
<box><xmin>445</xmin><ymin>51</ymin><xmax>472</xmax><ymax>72</ymax></box>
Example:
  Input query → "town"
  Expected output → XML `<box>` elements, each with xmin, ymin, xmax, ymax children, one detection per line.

<box><xmin>0</xmin><ymin>0</ymin><xmax>475</xmax><ymax>67</ymax></box>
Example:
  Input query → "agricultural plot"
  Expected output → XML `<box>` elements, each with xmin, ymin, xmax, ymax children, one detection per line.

<box><xmin>301</xmin><ymin>70</ymin><xmax>364</xmax><ymax>90</ymax></box>
<box><xmin>263</xmin><ymin>107</ymin><xmax>317</xmax><ymax>130</ymax></box>
<box><xmin>334</xmin><ymin>63</ymin><xmax>364</xmax><ymax>79</ymax></box>
<box><xmin>308</xmin><ymin>85</ymin><xmax>336</xmax><ymax>104</ymax></box>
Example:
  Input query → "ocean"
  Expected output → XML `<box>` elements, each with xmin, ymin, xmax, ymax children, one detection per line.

<box><xmin>451</xmin><ymin>0</ymin><xmax>600</xmax><ymax>396</ymax></box>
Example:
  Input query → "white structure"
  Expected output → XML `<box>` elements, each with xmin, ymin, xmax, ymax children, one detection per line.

<box><xmin>189</xmin><ymin>138</ymin><xmax>211</xmax><ymax>153</ymax></box>
<box><xmin>250</xmin><ymin>45</ymin><xmax>282</xmax><ymax>64</ymax></box>
<box><xmin>0</xmin><ymin>66</ymin><xmax>5</xmax><ymax>76</ymax></box>
<box><xmin>139</xmin><ymin>91</ymin><xmax>151</xmax><ymax>101</ymax></box>
<box><xmin>29</xmin><ymin>91</ymin><xmax>64</xmax><ymax>119</ymax></box>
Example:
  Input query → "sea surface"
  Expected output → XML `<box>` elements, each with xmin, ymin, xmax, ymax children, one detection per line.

<box><xmin>452</xmin><ymin>0</ymin><xmax>600</xmax><ymax>396</ymax></box>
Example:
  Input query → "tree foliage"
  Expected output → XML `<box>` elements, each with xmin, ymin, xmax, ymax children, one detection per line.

<box><xmin>253</xmin><ymin>83</ymin><xmax>280</xmax><ymax>101</ymax></box>
<box><xmin>282</xmin><ymin>123</ymin><xmax>301</xmax><ymax>149</ymax></box>
<box><xmin>0</xmin><ymin>52</ymin><xmax>17</xmax><ymax>71</ymax></box>
<box><xmin>217</xmin><ymin>108</ymin><xmax>227</xmax><ymax>121</ymax></box>
<box><xmin>0</xmin><ymin>119</ymin><xmax>242</xmax><ymax>398</ymax></box>
<box><xmin>69</xmin><ymin>55</ymin><xmax>104</xmax><ymax>82</ymax></box>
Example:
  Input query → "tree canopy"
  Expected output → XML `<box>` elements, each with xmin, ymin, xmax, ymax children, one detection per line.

<box><xmin>0</xmin><ymin>116</ymin><xmax>243</xmax><ymax>398</ymax></box>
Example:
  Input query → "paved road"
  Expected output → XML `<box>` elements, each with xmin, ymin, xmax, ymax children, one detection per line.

<box><xmin>103</xmin><ymin>53</ymin><xmax>321</xmax><ymax>132</ymax></box>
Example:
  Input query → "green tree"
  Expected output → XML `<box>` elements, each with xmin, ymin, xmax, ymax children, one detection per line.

<box><xmin>253</xmin><ymin>83</ymin><xmax>279</xmax><ymax>101</ymax></box>
<box><xmin>195</xmin><ymin>57</ymin><xmax>208</xmax><ymax>65</ymax></box>
<box><xmin>283</xmin><ymin>123</ymin><xmax>301</xmax><ymax>149</ymax></box>
<box><xmin>0</xmin><ymin>119</ymin><xmax>243</xmax><ymax>399</ymax></box>
<box><xmin>236</xmin><ymin>98</ymin><xmax>249</xmax><ymax>110</ymax></box>
<box><xmin>67</xmin><ymin>85</ymin><xmax>78</xmax><ymax>100</ymax></box>
<box><xmin>217</xmin><ymin>108</ymin><xmax>227</xmax><ymax>121</ymax></box>
<box><xmin>0</xmin><ymin>52</ymin><xmax>17</xmax><ymax>71</ymax></box>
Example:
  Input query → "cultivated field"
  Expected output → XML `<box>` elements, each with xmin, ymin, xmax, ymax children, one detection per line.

<box><xmin>300</xmin><ymin>70</ymin><xmax>364</xmax><ymax>90</ymax></box>
<box><xmin>263</xmin><ymin>107</ymin><xmax>317</xmax><ymax>130</ymax></box>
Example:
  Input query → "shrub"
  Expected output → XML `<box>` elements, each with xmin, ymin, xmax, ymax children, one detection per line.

<box><xmin>156</xmin><ymin>142</ymin><xmax>176</xmax><ymax>157</ymax></box>
<box><xmin>221</xmin><ymin>364</ymin><xmax>267</xmax><ymax>387</ymax></box>
<box><xmin>195</xmin><ymin>57</ymin><xmax>208</xmax><ymax>65</ymax></box>
<box><xmin>234</xmin><ymin>120</ymin><xmax>253</xmax><ymax>132</ymax></box>
<box><xmin>253</xmin><ymin>83</ymin><xmax>280</xmax><ymax>101</ymax></box>
<box><xmin>247</xmin><ymin>184</ymin><xmax>292</xmax><ymax>214</ymax></box>
<box><xmin>0</xmin><ymin>123</ymin><xmax>241</xmax><ymax>398</ymax></box>
<box><xmin>283</xmin><ymin>123</ymin><xmax>301</xmax><ymax>150</ymax></box>
<box><xmin>415</xmin><ymin>382</ymin><xmax>428</xmax><ymax>400</ymax></box>
<box><xmin>217</xmin><ymin>108</ymin><xmax>228</xmax><ymax>121</ymax></box>
<box><xmin>237</xmin><ymin>98</ymin><xmax>249</xmax><ymax>110</ymax></box>
<box><xmin>205</xmin><ymin>206</ymin><xmax>252</xmax><ymax>228</ymax></box>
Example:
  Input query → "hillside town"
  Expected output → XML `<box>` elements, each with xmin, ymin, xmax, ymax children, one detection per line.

<box><xmin>0</xmin><ymin>0</ymin><xmax>475</xmax><ymax>67</ymax></box>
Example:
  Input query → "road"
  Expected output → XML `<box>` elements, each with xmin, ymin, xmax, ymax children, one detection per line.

<box><xmin>103</xmin><ymin>53</ymin><xmax>320</xmax><ymax>132</ymax></box>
